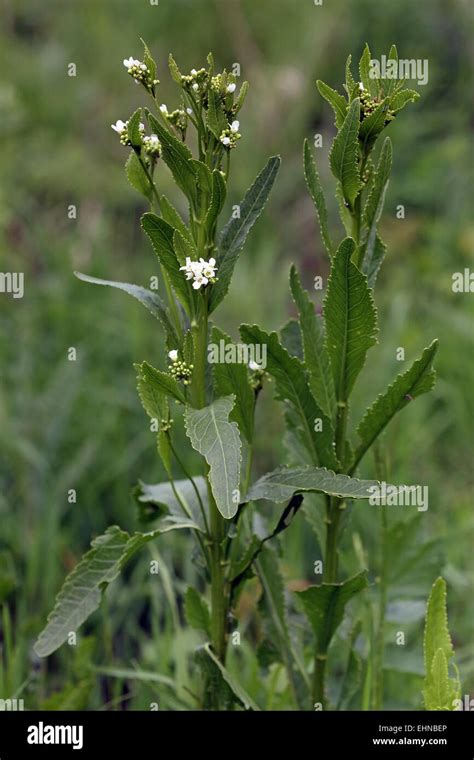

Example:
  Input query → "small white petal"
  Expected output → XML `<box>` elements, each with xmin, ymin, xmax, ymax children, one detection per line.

<box><xmin>359</xmin><ymin>82</ymin><xmax>365</xmax><ymax>91</ymax></box>
<box><xmin>186</xmin><ymin>108</ymin><xmax>193</xmax><ymax>115</ymax></box>
<box><xmin>226</xmin><ymin>83</ymin><xmax>236</xmax><ymax>93</ymax></box>
<box><xmin>230</xmin><ymin>120</ymin><xmax>239</xmax><ymax>132</ymax></box>
<box><xmin>168</xmin><ymin>350</ymin><xmax>178</xmax><ymax>361</ymax></box>
<box><xmin>192</xmin><ymin>83</ymin><xmax>199</xmax><ymax>91</ymax></box>
<box><xmin>160</xmin><ymin>104</ymin><xmax>168</xmax><ymax>113</ymax></box>
<box><xmin>191</xmin><ymin>68</ymin><xmax>197</xmax><ymax>75</ymax></box>
<box><xmin>221</xmin><ymin>136</ymin><xmax>230</xmax><ymax>146</ymax></box>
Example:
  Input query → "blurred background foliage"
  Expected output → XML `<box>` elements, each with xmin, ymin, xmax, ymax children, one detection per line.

<box><xmin>0</xmin><ymin>0</ymin><xmax>472</xmax><ymax>709</ymax></box>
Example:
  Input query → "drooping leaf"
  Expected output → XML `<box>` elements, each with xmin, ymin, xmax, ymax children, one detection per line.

<box><xmin>184</xmin><ymin>396</ymin><xmax>242</xmax><ymax>519</ymax></box>
<box><xmin>210</xmin><ymin>326</ymin><xmax>255</xmax><ymax>443</ymax></box>
<box><xmin>135</xmin><ymin>360</ymin><xmax>186</xmax><ymax>404</ymax></box>
<box><xmin>303</xmin><ymin>139</ymin><xmax>332</xmax><ymax>256</ymax></box>
<box><xmin>316</xmin><ymin>80</ymin><xmax>347</xmax><ymax>129</ymax></box>
<box><xmin>290</xmin><ymin>266</ymin><xmax>336</xmax><ymax>422</ymax></box>
<box><xmin>125</xmin><ymin>151</ymin><xmax>152</xmax><ymax>200</ymax></box>
<box><xmin>246</xmin><ymin>466</ymin><xmax>385</xmax><ymax>503</ymax></box>
<box><xmin>141</xmin><ymin>212</ymin><xmax>192</xmax><ymax>313</ymax></box>
<box><xmin>209</xmin><ymin>156</ymin><xmax>280</xmax><ymax>312</ymax></box>
<box><xmin>353</xmin><ymin>340</ymin><xmax>438</xmax><ymax>470</ymax></box>
<box><xmin>240</xmin><ymin>324</ymin><xmax>339</xmax><ymax>470</ymax></box>
<box><xmin>34</xmin><ymin>524</ymin><xmax>196</xmax><ymax>657</ymax></box>
<box><xmin>184</xmin><ymin>587</ymin><xmax>211</xmax><ymax>636</ymax></box>
<box><xmin>329</xmin><ymin>98</ymin><xmax>361</xmax><ymax>209</ymax></box>
<box><xmin>324</xmin><ymin>237</ymin><xmax>378</xmax><ymax>402</ymax></box>
<box><xmin>297</xmin><ymin>571</ymin><xmax>368</xmax><ymax>652</ymax></box>
<box><xmin>73</xmin><ymin>272</ymin><xmax>179</xmax><ymax>349</ymax></box>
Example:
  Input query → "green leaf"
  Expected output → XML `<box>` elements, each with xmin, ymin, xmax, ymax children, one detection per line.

<box><xmin>297</xmin><ymin>571</ymin><xmax>368</xmax><ymax>652</ymax></box>
<box><xmin>280</xmin><ymin>318</ymin><xmax>303</xmax><ymax>360</ymax></box>
<box><xmin>198</xmin><ymin>643</ymin><xmax>260</xmax><ymax>710</ymax></box>
<box><xmin>125</xmin><ymin>151</ymin><xmax>152</xmax><ymax>200</ymax></box>
<box><xmin>207</xmin><ymin>88</ymin><xmax>227</xmax><ymax>139</ymax></box>
<box><xmin>344</xmin><ymin>55</ymin><xmax>356</xmax><ymax>98</ymax></box>
<box><xmin>191</xmin><ymin>159</ymin><xmax>213</xmax><ymax>195</ymax></box>
<box><xmin>73</xmin><ymin>272</ymin><xmax>179</xmax><ymax>349</ymax></box>
<box><xmin>329</xmin><ymin>99</ymin><xmax>361</xmax><ymax>209</ymax></box>
<box><xmin>359</xmin><ymin>44</ymin><xmax>376</xmax><ymax>96</ymax></box>
<box><xmin>337</xmin><ymin>621</ymin><xmax>363</xmax><ymax>710</ymax></box>
<box><xmin>184</xmin><ymin>587</ymin><xmax>210</xmax><ymax>635</ymax></box>
<box><xmin>135</xmin><ymin>477</ymin><xmax>208</xmax><ymax>531</ymax></box>
<box><xmin>168</xmin><ymin>53</ymin><xmax>182</xmax><ymax>84</ymax></box>
<box><xmin>140</xmin><ymin>38</ymin><xmax>157</xmax><ymax>82</ymax></box>
<box><xmin>184</xmin><ymin>396</ymin><xmax>242</xmax><ymax>519</ymax></box>
<box><xmin>246</xmin><ymin>466</ymin><xmax>385</xmax><ymax>503</ymax></box>
<box><xmin>324</xmin><ymin>237</ymin><xmax>378</xmax><ymax>402</ymax></box>
<box><xmin>423</xmin><ymin>578</ymin><xmax>460</xmax><ymax>710</ymax></box>
<box><xmin>136</xmin><ymin>360</ymin><xmax>186</xmax><ymax>404</ymax></box>
<box><xmin>160</xmin><ymin>194</ymin><xmax>196</xmax><ymax>252</ymax></box>
<box><xmin>364</xmin><ymin>234</ymin><xmax>386</xmax><ymax>288</ymax></box>
<box><xmin>316</xmin><ymin>80</ymin><xmax>347</xmax><ymax>128</ymax></box>
<box><xmin>240</xmin><ymin>324</ymin><xmax>339</xmax><ymax>470</ymax></box>
<box><xmin>210</xmin><ymin>326</ymin><xmax>255</xmax><ymax>443</ymax></box>
<box><xmin>141</xmin><ymin>212</ymin><xmax>191</xmax><ymax>314</ymax></box>
<box><xmin>353</xmin><ymin>340</ymin><xmax>438</xmax><ymax>470</ymax></box>
<box><xmin>360</xmin><ymin>137</ymin><xmax>392</xmax><ymax>280</ymax></box>
<box><xmin>390</xmin><ymin>89</ymin><xmax>420</xmax><ymax>113</ymax></box>
<box><xmin>303</xmin><ymin>139</ymin><xmax>332</xmax><ymax>256</ymax></box>
<box><xmin>234</xmin><ymin>81</ymin><xmax>249</xmax><ymax>113</ymax></box>
<box><xmin>209</xmin><ymin>156</ymin><xmax>281</xmax><ymax>313</ymax></box>
<box><xmin>146</xmin><ymin>111</ymin><xmax>197</xmax><ymax>202</ymax></box>
<box><xmin>359</xmin><ymin>98</ymin><xmax>391</xmax><ymax>152</ymax></box>
<box><xmin>290</xmin><ymin>266</ymin><xmax>336</xmax><ymax>422</ymax></box>
<box><xmin>34</xmin><ymin>525</ymin><xmax>195</xmax><ymax>657</ymax></box>
<box><xmin>127</xmin><ymin>108</ymin><xmax>143</xmax><ymax>147</ymax></box>
<box><xmin>205</xmin><ymin>169</ymin><xmax>227</xmax><ymax>236</ymax></box>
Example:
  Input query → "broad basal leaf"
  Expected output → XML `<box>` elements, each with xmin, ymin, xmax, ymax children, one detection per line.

<box><xmin>353</xmin><ymin>340</ymin><xmax>438</xmax><ymax>470</ymax></box>
<box><xmin>246</xmin><ymin>466</ymin><xmax>383</xmax><ymax>503</ymax></box>
<box><xmin>303</xmin><ymin>138</ymin><xmax>333</xmax><ymax>256</ymax></box>
<box><xmin>240</xmin><ymin>324</ymin><xmax>339</xmax><ymax>470</ymax></box>
<box><xmin>290</xmin><ymin>266</ymin><xmax>336</xmax><ymax>422</ymax></box>
<box><xmin>209</xmin><ymin>156</ymin><xmax>280</xmax><ymax>312</ymax></box>
<box><xmin>211</xmin><ymin>326</ymin><xmax>255</xmax><ymax>443</ymax></box>
<box><xmin>329</xmin><ymin>98</ymin><xmax>361</xmax><ymax>209</ymax></box>
<box><xmin>324</xmin><ymin>237</ymin><xmax>378</xmax><ymax>402</ymax></box>
<box><xmin>74</xmin><ymin>272</ymin><xmax>179</xmax><ymax>349</ymax></box>
<box><xmin>184</xmin><ymin>396</ymin><xmax>242</xmax><ymax>519</ymax></box>
<box><xmin>297</xmin><ymin>571</ymin><xmax>368</xmax><ymax>652</ymax></box>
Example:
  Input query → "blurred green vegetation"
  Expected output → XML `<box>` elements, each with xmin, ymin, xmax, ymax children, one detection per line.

<box><xmin>0</xmin><ymin>0</ymin><xmax>472</xmax><ymax>709</ymax></box>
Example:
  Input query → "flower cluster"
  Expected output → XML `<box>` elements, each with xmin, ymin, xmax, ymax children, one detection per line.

<box><xmin>181</xmin><ymin>67</ymin><xmax>207</xmax><ymax>94</ymax></box>
<box><xmin>211</xmin><ymin>73</ymin><xmax>236</xmax><ymax>96</ymax></box>
<box><xmin>111</xmin><ymin>118</ymin><xmax>145</xmax><ymax>146</ymax></box>
<box><xmin>219</xmin><ymin>120</ymin><xmax>241</xmax><ymax>148</ymax></box>
<box><xmin>160</xmin><ymin>105</ymin><xmax>189</xmax><ymax>138</ymax></box>
<box><xmin>358</xmin><ymin>82</ymin><xmax>394</xmax><ymax>124</ymax></box>
<box><xmin>123</xmin><ymin>57</ymin><xmax>157</xmax><ymax>91</ymax></box>
<box><xmin>143</xmin><ymin>133</ymin><xmax>161</xmax><ymax>157</ymax></box>
<box><xmin>179</xmin><ymin>257</ymin><xmax>218</xmax><ymax>290</ymax></box>
<box><xmin>168</xmin><ymin>350</ymin><xmax>193</xmax><ymax>385</ymax></box>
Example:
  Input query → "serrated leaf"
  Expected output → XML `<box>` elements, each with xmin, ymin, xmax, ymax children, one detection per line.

<box><xmin>297</xmin><ymin>571</ymin><xmax>368</xmax><ymax>651</ymax></box>
<box><xmin>136</xmin><ymin>360</ymin><xmax>186</xmax><ymax>404</ymax></box>
<box><xmin>344</xmin><ymin>55</ymin><xmax>356</xmax><ymax>98</ymax></box>
<box><xmin>141</xmin><ymin>212</ymin><xmax>191</xmax><ymax>314</ymax></box>
<box><xmin>205</xmin><ymin>169</ymin><xmax>227</xmax><ymax>236</ymax></box>
<box><xmin>198</xmin><ymin>643</ymin><xmax>260</xmax><ymax>710</ymax></box>
<box><xmin>329</xmin><ymin>99</ymin><xmax>361</xmax><ymax>209</ymax></box>
<box><xmin>360</xmin><ymin>137</ymin><xmax>392</xmax><ymax>279</ymax></box>
<box><xmin>184</xmin><ymin>587</ymin><xmax>210</xmax><ymax>635</ymax></box>
<box><xmin>184</xmin><ymin>396</ymin><xmax>241</xmax><ymax>519</ymax></box>
<box><xmin>136</xmin><ymin>362</ymin><xmax>169</xmax><ymax>422</ymax></box>
<box><xmin>324</xmin><ymin>237</ymin><xmax>378</xmax><ymax>402</ymax></box>
<box><xmin>135</xmin><ymin>477</ymin><xmax>208</xmax><ymax>531</ymax></box>
<box><xmin>246</xmin><ymin>466</ymin><xmax>386</xmax><ymax>503</ymax></box>
<box><xmin>73</xmin><ymin>272</ymin><xmax>179</xmax><ymax>349</ymax></box>
<box><xmin>34</xmin><ymin>524</ymin><xmax>195</xmax><ymax>657</ymax></box>
<box><xmin>209</xmin><ymin>156</ymin><xmax>280</xmax><ymax>313</ymax></box>
<box><xmin>353</xmin><ymin>340</ymin><xmax>438</xmax><ymax>470</ymax></box>
<box><xmin>240</xmin><ymin>324</ymin><xmax>339</xmax><ymax>470</ymax></box>
<box><xmin>141</xmin><ymin>38</ymin><xmax>157</xmax><ymax>82</ymax></box>
<box><xmin>210</xmin><ymin>326</ymin><xmax>255</xmax><ymax>443</ymax></box>
<box><xmin>290</xmin><ymin>266</ymin><xmax>336</xmax><ymax>422</ymax></box>
<box><xmin>160</xmin><ymin>194</ymin><xmax>196</xmax><ymax>252</ymax></box>
<box><xmin>127</xmin><ymin>108</ymin><xmax>143</xmax><ymax>147</ymax></box>
<box><xmin>168</xmin><ymin>53</ymin><xmax>182</xmax><ymax>84</ymax></box>
<box><xmin>303</xmin><ymin>139</ymin><xmax>332</xmax><ymax>256</ymax></box>
<box><xmin>316</xmin><ymin>80</ymin><xmax>347</xmax><ymax>128</ymax></box>
<box><xmin>207</xmin><ymin>88</ymin><xmax>227</xmax><ymax>139</ymax></box>
<box><xmin>280</xmin><ymin>318</ymin><xmax>303</xmax><ymax>360</ymax></box>
<box><xmin>146</xmin><ymin>111</ymin><xmax>197</xmax><ymax>202</ymax></box>
<box><xmin>359</xmin><ymin>44</ymin><xmax>376</xmax><ymax>96</ymax></box>
<box><xmin>390</xmin><ymin>89</ymin><xmax>420</xmax><ymax>113</ymax></box>
<box><xmin>359</xmin><ymin>98</ymin><xmax>392</xmax><ymax>152</ymax></box>
<box><xmin>424</xmin><ymin>578</ymin><xmax>454</xmax><ymax>677</ymax></box>
<box><xmin>191</xmin><ymin>159</ymin><xmax>213</xmax><ymax>195</ymax></box>
<box><xmin>125</xmin><ymin>151</ymin><xmax>152</xmax><ymax>200</ymax></box>
<box><xmin>234</xmin><ymin>81</ymin><xmax>249</xmax><ymax>113</ymax></box>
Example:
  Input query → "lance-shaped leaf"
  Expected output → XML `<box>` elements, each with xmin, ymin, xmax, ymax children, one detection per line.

<box><xmin>390</xmin><ymin>89</ymin><xmax>420</xmax><ymax>113</ymax></box>
<box><xmin>303</xmin><ymin>139</ymin><xmax>332</xmax><ymax>256</ymax></box>
<box><xmin>184</xmin><ymin>396</ymin><xmax>242</xmax><ymax>519</ymax></box>
<box><xmin>423</xmin><ymin>577</ymin><xmax>460</xmax><ymax>710</ymax></box>
<box><xmin>280</xmin><ymin>318</ymin><xmax>303</xmax><ymax>360</ymax></box>
<box><xmin>324</xmin><ymin>237</ymin><xmax>378</xmax><ymax>402</ymax></box>
<box><xmin>353</xmin><ymin>340</ymin><xmax>438</xmax><ymax>471</ymax></box>
<box><xmin>240</xmin><ymin>324</ymin><xmax>339</xmax><ymax>470</ymax></box>
<box><xmin>329</xmin><ymin>99</ymin><xmax>361</xmax><ymax>209</ymax></box>
<box><xmin>290</xmin><ymin>266</ymin><xmax>336</xmax><ymax>422</ymax></box>
<box><xmin>197</xmin><ymin>643</ymin><xmax>260</xmax><ymax>711</ymax></box>
<box><xmin>359</xmin><ymin>43</ymin><xmax>376</xmax><ymax>96</ymax></box>
<box><xmin>34</xmin><ymin>524</ymin><xmax>198</xmax><ymax>657</ymax></box>
<box><xmin>206</xmin><ymin>88</ymin><xmax>227</xmax><ymax>139</ymax></box>
<box><xmin>297</xmin><ymin>571</ymin><xmax>368</xmax><ymax>652</ymax></box>
<box><xmin>205</xmin><ymin>169</ymin><xmax>227</xmax><ymax>236</ymax></box>
<box><xmin>141</xmin><ymin>212</ymin><xmax>191</xmax><ymax>314</ymax></box>
<box><xmin>360</xmin><ymin>137</ymin><xmax>392</xmax><ymax>280</ymax></box>
<box><xmin>316</xmin><ymin>80</ymin><xmax>347</xmax><ymax>129</ymax></box>
<box><xmin>146</xmin><ymin>111</ymin><xmax>197</xmax><ymax>203</ymax></box>
<box><xmin>209</xmin><ymin>156</ymin><xmax>280</xmax><ymax>313</ymax></box>
<box><xmin>359</xmin><ymin>98</ymin><xmax>392</xmax><ymax>152</ymax></box>
<box><xmin>246</xmin><ymin>466</ymin><xmax>384</xmax><ymax>503</ymax></box>
<box><xmin>160</xmin><ymin>194</ymin><xmax>196</xmax><ymax>252</ymax></box>
<box><xmin>135</xmin><ymin>477</ymin><xmax>208</xmax><ymax>531</ymax></box>
<box><xmin>136</xmin><ymin>360</ymin><xmax>186</xmax><ymax>404</ymax></box>
<box><xmin>210</xmin><ymin>326</ymin><xmax>255</xmax><ymax>443</ymax></box>
<box><xmin>125</xmin><ymin>151</ymin><xmax>152</xmax><ymax>200</ymax></box>
<box><xmin>344</xmin><ymin>55</ymin><xmax>356</xmax><ymax>98</ymax></box>
<box><xmin>184</xmin><ymin>587</ymin><xmax>210</xmax><ymax>636</ymax></box>
<box><xmin>74</xmin><ymin>272</ymin><xmax>179</xmax><ymax>349</ymax></box>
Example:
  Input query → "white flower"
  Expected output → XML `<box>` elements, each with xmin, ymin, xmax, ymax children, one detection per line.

<box><xmin>111</xmin><ymin>119</ymin><xmax>127</xmax><ymax>133</ymax></box>
<box><xmin>192</xmin><ymin>273</ymin><xmax>208</xmax><ymax>290</ymax></box>
<box><xmin>159</xmin><ymin>104</ymin><xmax>168</xmax><ymax>114</ymax></box>
<box><xmin>201</xmin><ymin>257</ymin><xmax>216</xmax><ymax>279</ymax></box>
<box><xmin>192</xmin><ymin>83</ymin><xmax>199</xmax><ymax>91</ymax></box>
<box><xmin>191</xmin><ymin>68</ymin><xmax>197</xmax><ymax>75</ymax></box>
<box><xmin>179</xmin><ymin>256</ymin><xmax>217</xmax><ymax>289</ymax></box>
<box><xmin>221</xmin><ymin>136</ymin><xmax>231</xmax><ymax>146</ymax></box>
<box><xmin>249</xmin><ymin>360</ymin><xmax>261</xmax><ymax>371</ymax></box>
<box><xmin>168</xmin><ymin>349</ymin><xmax>178</xmax><ymax>362</ymax></box>
<box><xmin>359</xmin><ymin>82</ymin><xmax>365</xmax><ymax>91</ymax></box>
<box><xmin>123</xmin><ymin>57</ymin><xmax>140</xmax><ymax>70</ymax></box>
<box><xmin>230</xmin><ymin>120</ymin><xmax>240</xmax><ymax>132</ymax></box>
<box><xmin>186</xmin><ymin>107</ymin><xmax>193</xmax><ymax>115</ymax></box>
<box><xmin>226</xmin><ymin>83</ymin><xmax>236</xmax><ymax>93</ymax></box>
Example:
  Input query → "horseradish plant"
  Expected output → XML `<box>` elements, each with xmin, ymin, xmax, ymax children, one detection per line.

<box><xmin>34</xmin><ymin>43</ymin><xmax>448</xmax><ymax>711</ymax></box>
